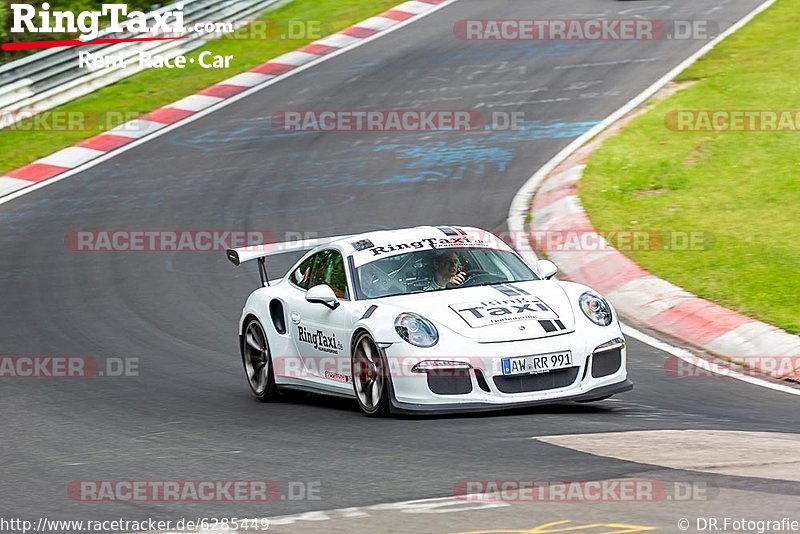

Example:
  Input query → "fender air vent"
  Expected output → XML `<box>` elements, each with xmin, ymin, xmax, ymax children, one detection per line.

<box><xmin>269</xmin><ymin>300</ymin><xmax>286</xmax><ymax>335</ymax></box>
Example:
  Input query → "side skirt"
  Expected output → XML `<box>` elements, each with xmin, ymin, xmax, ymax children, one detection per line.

<box><xmin>277</xmin><ymin>382</ymin><xmax>357</xmax><ymax>400</ymax></box>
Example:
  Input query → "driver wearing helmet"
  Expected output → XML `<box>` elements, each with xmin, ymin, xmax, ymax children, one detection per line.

<box><xmin>425</xmin><ymin>251</ymin><xmax>466</xmax><ymax>291</ymax></box>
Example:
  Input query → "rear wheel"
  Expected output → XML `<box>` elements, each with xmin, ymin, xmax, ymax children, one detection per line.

<box><xmin>352</xmin><ymin>333</ymin><xmax>390</xmax><ymax>417</ymax></box>
<box><xmin>242</xmin><ymin>318</ymin><xmax>279</xmax><ymax>402</ymax></box>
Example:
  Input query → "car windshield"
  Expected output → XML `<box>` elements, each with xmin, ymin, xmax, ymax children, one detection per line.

<box><xmin>354</xmin><ymin>248</ymin><xmax>538</xmax><ymax>299</ymax></box>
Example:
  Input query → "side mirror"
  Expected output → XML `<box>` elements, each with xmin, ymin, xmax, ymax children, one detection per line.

<box><xmin>537</xmin><ymin>259</ymin><xmax>558</xmax><ymax>280</ymax></box>
<box><xmin>306</xmin><ymin>284</ymin><xmax>340</xmax><ymax>310</ymax></box>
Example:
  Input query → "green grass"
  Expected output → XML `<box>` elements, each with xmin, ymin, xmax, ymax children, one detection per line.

<box><xmin>0</xmin><ymin>0</ymin><xmax>401</xmax><ymax>173</ymax></box>
<box><xmin>579</xmin><ymin>0</ymin><xmax>800</xmax><ymax>334</ymax></box>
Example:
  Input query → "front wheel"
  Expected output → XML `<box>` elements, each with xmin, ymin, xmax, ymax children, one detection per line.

<box><xmin>351</xmin><ymin>333</ymin><xmax>390</xmax><ymax>417</ymax></box>
<box><xmin>242</xmin><ymin>318</ymin><xmax>279</xmax><ymax>402</ymax></box>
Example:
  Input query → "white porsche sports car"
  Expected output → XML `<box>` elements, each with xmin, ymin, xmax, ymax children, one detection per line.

<box><xmin>226</xmin><ymin>226</ymin><xmax>632</xmax><ymax>416</ymax></box>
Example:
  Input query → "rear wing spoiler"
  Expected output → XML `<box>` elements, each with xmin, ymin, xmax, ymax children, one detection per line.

<box><xmin>225</xmin><ymin>235</ymin><xmax>354</xmax><ymax>286</ymax></box>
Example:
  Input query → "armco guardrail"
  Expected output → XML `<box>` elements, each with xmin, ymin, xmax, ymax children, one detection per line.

<box><xmin>0</xmin><ymin>0</ymin><xmax>282</xmax><ymax>129</ymax></box>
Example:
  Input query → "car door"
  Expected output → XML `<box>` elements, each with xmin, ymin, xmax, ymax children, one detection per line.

<box><xmin>287</xmin><ymin>249</ymin><xmax>354</xmax><ymax>391</ymax></box>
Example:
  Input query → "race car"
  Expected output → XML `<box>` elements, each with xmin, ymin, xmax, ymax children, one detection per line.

<box><xmin>226</xmin><ymin>226</ymin><xmax>632</xmax><ymax>416</ymax></box>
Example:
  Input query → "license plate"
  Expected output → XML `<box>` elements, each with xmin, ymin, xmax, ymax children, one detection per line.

<box><xmin>502</xmin><ymin>351</ymin><xmax>573</xmax><ymax>376</ymax></box>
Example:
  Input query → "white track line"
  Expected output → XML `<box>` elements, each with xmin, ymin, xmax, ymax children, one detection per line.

<box><xmin>0</xmin><ymin>0</ymin><xmax>461</xmax><ymax>207</ymax></box>
<box><xmin>507</xmin><ymin>0</ymin><xmax>794</xmax><ymax>396</ymax></box>
<box><xmin>622</xmin><ymin>323</ymin><xmax>800</xmax><ymax>397</ymax></box>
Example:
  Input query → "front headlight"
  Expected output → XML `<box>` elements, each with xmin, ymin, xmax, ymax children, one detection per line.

<box><xmin>395</xmin><ymin>312</ymin><xmax>439</xmax><ymax>347</ymax></box>
<box><xmin>579</xmin><ymin>291</ymin><xmax>613</xmax><ymax>326</ymax></box>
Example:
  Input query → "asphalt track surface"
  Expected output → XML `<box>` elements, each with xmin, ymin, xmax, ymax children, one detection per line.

<box><xmin>2</xmin><ymin>0</ymin><xmax>799</xmax><ymax>531</ymax></box>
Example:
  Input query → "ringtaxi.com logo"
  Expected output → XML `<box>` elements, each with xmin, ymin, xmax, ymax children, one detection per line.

<box><xmin>0</xmin><ymin>356</ymin><xmax>138</xmax><ymax>378</ymax></box>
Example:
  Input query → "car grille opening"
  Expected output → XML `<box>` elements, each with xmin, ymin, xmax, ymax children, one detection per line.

<box><xmin>581</xmin><ymin>356</ymin><xmax>591</xmax><ymax>381</ymax></box>
<box><xmin>591</xmin><ymin>347</ymin><xmax>622</xmax><ymax>378</ymax></box>
<box><xmin>474</xmin><ymin>369</ymin><xmax>491</xmax><ymax>393</ymax></box>
<box><xmin>493</xmin><ymin>367</ymin><xmax>580</xmax><ymax>394</ymax></box>
<box><xmin>426</xmin><ymin>369</ymin><xmax>472</xmax><ymax>395</ymax></box>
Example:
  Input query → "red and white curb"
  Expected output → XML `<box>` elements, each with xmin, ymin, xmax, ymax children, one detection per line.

<box><xmin>0</xmin><ymin>0</ymin><xmax>448</xmax><ymax>199</ymax></box>
<box><xmin>529</xmin><ymin>114</ymin><xmax>800</xmax><ymax>384</ymax></box>
<box><xmin>502</xmin><ymin>0</ymin><xmax>800</xmax><ymax>386</ymax></box>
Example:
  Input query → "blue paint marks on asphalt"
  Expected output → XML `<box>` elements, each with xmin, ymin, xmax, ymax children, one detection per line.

<box><xmin>169</xmin><ymin>124</ymin><xmax>308</xmax><ymax>152</ymax></box>
<box><xmin>372</xmin><ymin>120</ymin><xmax>597</xmax><ymax>174</ymax></box>
<box><xmin>375</xmin><ymin>140</ymin><xmax>514</xmax><ymax>173</ymax></box>
<box><xmin>0</xmin><ymin>116</ymin><xmax>601</xmax><ymax>223</ymax></box>
<box><xmin>169</xmin><ymin>120</ymin><xmax>597</xmax><ymax>153</ymax></box>
<box><xmin>486</xmin><ymin>120</ymin><xmax>599</xmax><ymax>141</ymax></box>
<box><xmin>164</xmin><ymin>118</ymin><xmax>599</xmax><ymax>192</ymax></box>
<box><xmin>542</xmin><ymin>42</ymin><xmax>609</xmax><ymax>57</ymax></box>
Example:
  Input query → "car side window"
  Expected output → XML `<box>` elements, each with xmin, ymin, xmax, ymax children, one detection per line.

<box><xmin>308</xmin><ymin>250</ymin><xmax>332</xmax><ymax>288</ymax></box>
<box><xmin>290</xmin><ymin>250</ymin><xmax>349</xmax><ymax>299</ymax></box>
<box><xmin>323</xmin><ymin>251</ymin><xmax>348</xmax><ymax>299</ymax></box>
<box><xmin>291</xmin><ymin>254</ymin><xmax>318</xmax><ymax>290</ymax></box>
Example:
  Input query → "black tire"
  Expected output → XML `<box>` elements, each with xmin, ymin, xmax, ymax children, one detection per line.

<box><xmin>241</xmin><ymin>318</ymin><xmax>279</xmax><ymax>402</ymax></box>
<box><xmin>351</xmin><ymin>332</ymin><xmax>390</xmax><ymax>417</ymax></box>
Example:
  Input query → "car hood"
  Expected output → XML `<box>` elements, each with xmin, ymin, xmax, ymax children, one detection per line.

<box><xmin>376</xmin><ymin>281</ymin><xmax>576</xmax><ymax>342</ymax></box>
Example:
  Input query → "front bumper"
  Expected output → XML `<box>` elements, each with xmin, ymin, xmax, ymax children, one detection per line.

<box><xmin>381</xmin><ymin>327</ymin><xmax>630</xmax><ymax>413</ymax></box>
<box><xmin>390</xmin><ymin>379</ymin><xmax>633</xmax><ymax>415</ymax></box>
